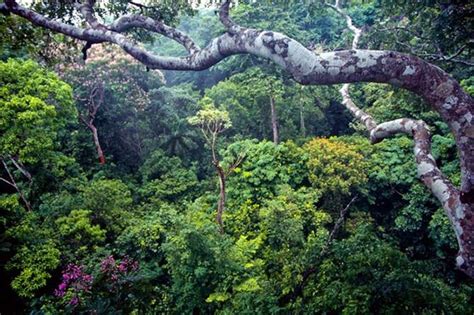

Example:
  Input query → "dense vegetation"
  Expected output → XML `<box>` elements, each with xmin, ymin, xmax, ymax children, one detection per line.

<box><xmin>1</xmin><ymin>0</ymin><xmax>473</xmax><ymax>313</ymax></box>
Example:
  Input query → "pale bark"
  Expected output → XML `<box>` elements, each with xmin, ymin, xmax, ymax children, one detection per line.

<box><xmin>0</xmin><ymin>158</ymin><xmax>31</xmax><ymax>211</ymax></box>
<box><xmin>2</xmin><ymin>0</ymin><xmax>473</xmax><ymax>276</ymax></box>
<box><xmin>79</xmin><ymin>83</ymin><xmax>106</xmax><ymax>164</ymax></box>
<box><xmin>270</xmin><ymin>95</ymin><xmax>279</xmax><ymax>144</ymax></box>
<box><xmin>215</xmin><ymin>162</ymin><xmax>226</xmax><ymax>233</ymax></box>
<box><xmin>202</xmin><ymin>121</ymin><xmax>228</xmax><ymax>233</ymax></box>
<box><xmin>326</xmin><ymin>0</ymin><xmax>474</xmax><ymax>276</ymax></box>
<box><xmin>90</xmin><ymin>125</ymin><xmax>106</xmax><ymax>165</ymax></box>
<box><xmin>210</xmin><ymin>139</ymin><xmax>244</xmax><ymax>233</ymax></box>
<box><xmin>299</xmin><ymin>103</ymin><xmax>306</xmax><ymax>138</ymax></box>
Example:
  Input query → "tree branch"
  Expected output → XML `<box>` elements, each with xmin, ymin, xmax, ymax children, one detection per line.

<box><xmin>279</xmin><ymin>195</ymin><xmax>357</xmax><ymax>304</ymax></box>
<box><xmin>372</xmin><ymin>26</ymin><xmax>473</xmax><ymax>66</ymax></box>
<box><xmin>322</xmin><ymin>195</ymin><xmax>358</xmax><ymax>254</ymax></box>
<box><xmin>8</xmin><ymin>156</ymin><xmax>32</xmax><ymax>182</ymax></box>
<box><xmin>0</xmin><ymin>176</ymin><xmax>14</xmax><ymax>187</ymax></box>
<box><xmin>0</xmin><ymin>158</ymin><xmax>31</xmax><ymax>211</ymax></box>
<box><xmin>219</xmin><ymin>0</ymin><xmax>241</xmax><ymax>34</ymax></box>
<box><xmin>327</xmin><ymin>0</ymin><xmax>471</xmax><ymax>276</ymax></box>
<box><xmin>108</xmin><ymin>14</ymin><xmax>200</xmax><ymax>54</ymax></box>
<box><xmin>76</xmin><ymin>0</ymin><xmax>105</xmax><ymax>30</ymax></box>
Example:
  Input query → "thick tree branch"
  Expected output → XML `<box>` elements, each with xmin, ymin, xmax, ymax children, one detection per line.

<box><xmin>219</xmin><ymin>0</ymin><xmax>241</xmax><ymax>34</ymax></box>
<box><xmin>76</xmin><ymin>0</ymin><xmax>105</xmax><ymax>30</ymax></box>
<box><xmin>327</xmin><ymin>0</ymin><xmax>473</xmax><ymax>276</ymax></box>
<box><xmin>371</xmin><ymin>119</ymin><xmax>463</xmax><ymax>244</ymax></box>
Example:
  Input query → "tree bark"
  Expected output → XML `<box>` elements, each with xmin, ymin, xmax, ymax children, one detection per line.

<box><xmin>214</xmin><ymin>162</ymin><xmax>226</xmax><ymax>233</ymax></box>
<box><xmin>0</xmin><ymin>158</ymin><xmax>31</xmax><ymax>211</ymax></box>
<box><xmin>78</xmin><ymin>83</ymin><xmax>106</xmax><ymax>164</ymax></box>
<box><xmin>325</xmin><ymin>0</ymin><xmax>474</xmax><ymax>277</ymax></box>
<box><xmin>299</xmin><ymin>103</ymin><xmax>306</xmax><ymax>138</ymax></box>
<box><xmin>90</xmin><ymin>124</ymin><xmax>106</xmax><ymax>165</ymax></box>
<box><xmin>270</xmin><ymin>95</ymin><xmax>279</xmax><ymax>144</ymax></box>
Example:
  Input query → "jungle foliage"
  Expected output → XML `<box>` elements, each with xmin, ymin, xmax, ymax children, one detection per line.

<box><xmin>0</xmin><ymin>0</ymin><xmax>473</xmax><ymax>313</ymax></box>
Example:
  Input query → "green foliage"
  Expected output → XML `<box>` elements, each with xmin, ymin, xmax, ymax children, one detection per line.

<box><xmin>204</xmin><ymin>67</ymin><xmax>344</xmax><ymax>141</ymax></box>
<box><xmin>225</xmin><ymin>140</ymin><xmax>308</xmax><ymax>204</ymax></box>
<box><xmin>2</xmin><ymin>2</ymin><xmax>473</xmax><ymax>313</ymax></box>
<box><xmin>62</xmin><ymin>49</ymin><xmax>164</xmax><ymax>172</ymax></box>
<box><xmin>145</xmin><ymin>85</ymin><xmax>202</xmax><ymax>160</ymax></box>
<box><xmin>188</xmin><ymin>97</ymin><xmax>232</xmax><ymax>133</ymax></box>
<box><xmin>371</xmin><ymin>0</ymin><xmax>473</xmax><ymax>74</ymax></box>
<box><xmin>7</xmin><ymin>241</ymin><xmax>60</xmax><ymax>298</ymax></box>
<box><xmin>139</xmin><ymin>149</ymin><xmax>199</xmax><ymax>202</ymax></box>
<box><xmin>429</xmin><ymin>208</ymin><xmax>458</xmax><ymax>259</ymax></box>
<box><xmin>304</xmin><ymin>137</ymin><xmax>368</xmax><ymax>195</ymax></box>
<box><xmin>56</xmin><ymin>209</ymin><xmax>106</xmax><ymax>254</ymax></box>
<box><xmin>0</xmin><ymin>59</ymin><xmax>76</xmax><ymax>164</ymax></box>
<box><xmin>81</xmin><ymin>179</ymin><xmax>133</xmax><ymax>235</ymax></box>
<box><xmin>304</xmin><ymin>223</ymin><xmax>474</xmax><ymax>314</ymax></box>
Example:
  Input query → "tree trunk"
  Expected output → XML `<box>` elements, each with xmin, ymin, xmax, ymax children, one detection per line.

<box><xmin>214</xmin><ymin>162</ymin><xmax>226</xmax><ymax>233</ymax></box>
<box><xmin>270</xmin><ymin>95</ymin><xmax>279</xmax><ymax>144</ymax></box>
<box><xmin>299</xmin><ymin>103</ymin><xmax>306</xmax><ymax>138</ymax></box>
<box><xmin>90</xmin><ymin>124</ymin><xmax>106</xmax><ymax>164</ymax></box>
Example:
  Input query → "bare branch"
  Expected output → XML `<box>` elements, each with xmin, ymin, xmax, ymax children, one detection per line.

<box><xmin>372</xmin><ymin>26</ymin><xmax>473</xmax><ymax>66</ymax></box>
<box><xmin>129</xmin><ymin>1</ymin><xmax>153</xmax><ymax>11</ymax></box>
<box><xmin>325</xmin><ymin>2</ymin><xmax>361</xmax><ymax>50</ymax></box>
<box><xmin>0</xmin><ymin>157</ymin><xmax>31</xmax><ymax>211</ymax></box>
<box><xmin>76</xmin><ymin>0</ymin><xmax>105</xmax><ymax>30</ymax></box>
<box><xmin>323</xmin><ymin>195</ymin><xmax>358</xmax><ymax>253</ymax></box>
<box><xmin>219</xmin><ymin>0</ymin><xmax>242</xmax><ymax>34</ymax></box>
<box><xmin>0</xmin><ymin>176</ymin><xmax>14</xmax><ymax>187</ymax></box>
<box><xmin>108</xmin><ymin>14</ymin><xmax>200</xmax><ymax>54</ymax></box>
<box><xmin>339</xmin><ymin>84</ymin><xmax>377</xmax><ymax>130</ymax></box>
<box><xmin>225</xmin><ymin>152</ymin><xmax>246</xmax><ymax>176</ymax></box>
<box><xmin>8</xmin><ymin>156</ymin><xmax>32</xmax><ymax>182</ymax></box>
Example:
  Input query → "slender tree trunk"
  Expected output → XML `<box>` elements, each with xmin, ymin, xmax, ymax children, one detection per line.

<box><xmin>214</xmin><ymin>161</ymin><xmax>226</xmax><ymax>233</ymax></box>
<box><xmin>270</xmin><ymin>95</ymin><xmax>279</xmax><ymax>144</ymax></box>
<box><xmin>299</xmin><ymin>103</ymin><xmax>306</xmax><ymax>138</ymax></box>
<box><xmin>89</xmin><ymin>124</ymin><xmax>106</xmax><ymax>164</ymax></box>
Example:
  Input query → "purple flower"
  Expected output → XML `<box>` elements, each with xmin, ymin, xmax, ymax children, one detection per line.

<box><xmin>54</xmin><ymin>263</ymin><xmax>93</xmax><ymax>306</ymax></box>
<box><xmin>100</xmin><ymin>255</ymin><xmax>116</xmax><ymax>273</ymax></box>
<box><xmin>99</xmin><ymin>255</ymin><xmax>139</xmax><ymax>288</ymax></box>
<box><xmin>69</xmin><ymin>296</ymin><xmax>79</xmax><ymax>306</ymax></box>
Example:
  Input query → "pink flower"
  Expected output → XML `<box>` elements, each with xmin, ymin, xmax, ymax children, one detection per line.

<box><xmin>69</xmin><ymin>296</ymin><xmax>79</xmax><ymax>306</ymax></box>
<box><xmin>54</xmin><ymin>263</ymin><xmax>93</xmax><ymax>306</ymax></box>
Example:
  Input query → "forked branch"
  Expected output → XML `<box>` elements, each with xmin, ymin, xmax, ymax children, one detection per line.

<box><xmin>326</xmin><ymin>0</ymin><xmax>468</xmax><ymax>275</ymax></box>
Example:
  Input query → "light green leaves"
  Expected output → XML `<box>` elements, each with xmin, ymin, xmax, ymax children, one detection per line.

<box><xmin>188</xmin><ymin>97</ymin><xmax>232</xmax><ymax>133</ymax></box>
<box><xmin>7</xmin><ymin>241</ymin><xmax>61</xmax><ymax>298</ymax></box>
<box><xmin>0</xmin><ymin>59</ymin><xmax>75</xmax><ymax>164</ymax></box>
